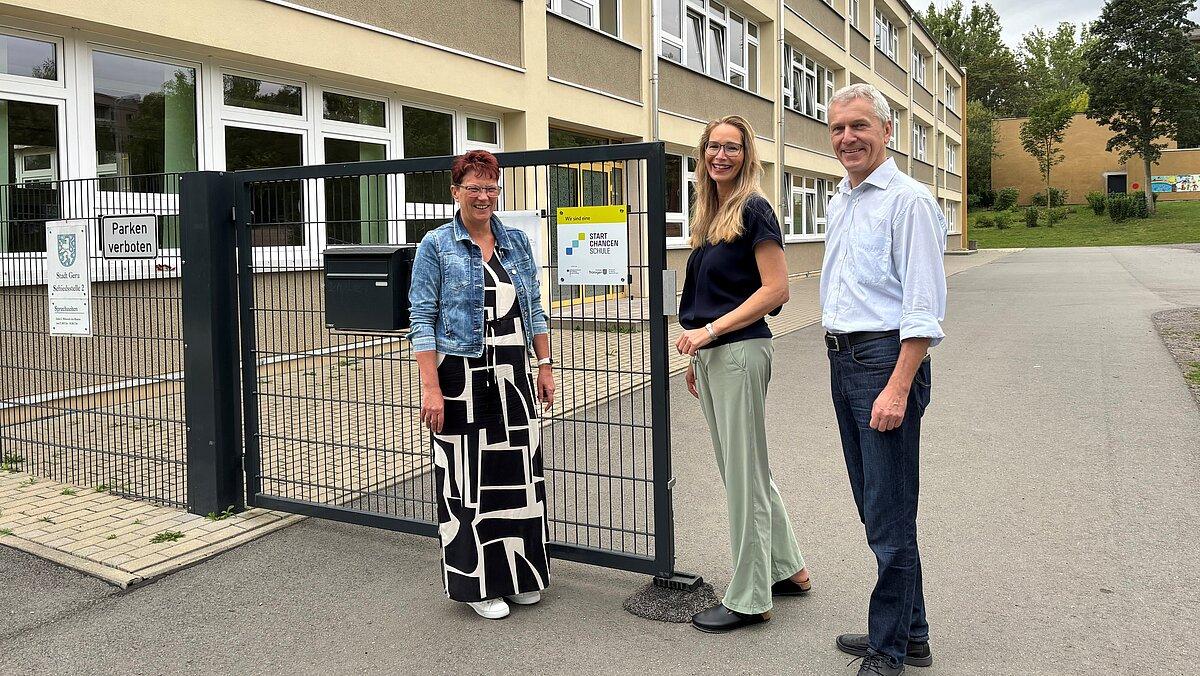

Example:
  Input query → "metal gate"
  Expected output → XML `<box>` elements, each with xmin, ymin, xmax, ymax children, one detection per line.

<box><xmin>231</xmin><ymin>143</ymin><xmax>676</xmax><ymax>577</ymax></box>
<box><xmin>0</xmin><ymin>174</ymin><xmax>188</xmax><ymax>506</ymax></box>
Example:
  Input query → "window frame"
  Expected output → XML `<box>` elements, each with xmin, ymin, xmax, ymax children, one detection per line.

<box><xmin>874</xmin><ymin>9</ymin><xmax>899</xmax><ymax>62</ymax></box>
<box><xmin>912</xmin><ymin>48</ymin><xmax>927</xmax><ymax>87</ymax></box>
<box><xmin>547</xmin><ymin>0</ymin><xmax>622</xmax><ymax>39</ymax></box>
<box><xmin>785</xmin><ymin>173</ymin><xmax>835</xmax><ymax>241</ymax></box>
<box><xmin>888</xmin><ymin>108</ymin><xmax>901</xmax><ymax>150</ymax></box>
<box><xmin>784</xmin><ymin>45</ymin><xmax>835</xmax><ymax>123</ymax></box>
<box><xmin>659</xmin><ymin>0</ymin><xmax>759</xmax><ymax>94</ymax></box>
<box><xmin>912</xmin><ymin>123</ymin><xmax>927</xmax><ymax>162</ymax></box>
<box><xmin>944</xmin><ymin>80</ymin><xmax>959</xmax><ymax>113</ymax></box>
<box><xmin>0</xmin><ymin>26</ymin><xmax>66</xmax><ymax>91</ymax></box>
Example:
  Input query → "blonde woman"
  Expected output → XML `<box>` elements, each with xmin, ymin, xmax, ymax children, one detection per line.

<box><xmin>676</xmin><ymin>115</ymin><xmax>811</xmax><ymax>633</ymax></box>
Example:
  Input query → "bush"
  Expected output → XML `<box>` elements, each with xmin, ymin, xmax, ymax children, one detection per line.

<box><xmin>967</xmin><ymin>194</ymin><xmax>982</xmax><ymax>210</ymax></box>
<box><xmin>975</xmin><ymin>214</ymin><xmax>994</xmax><ymax>228</ymax></box>
<box><xmin>1025</xmin><ymin>206</ymin><xmax>1040</xmax><ymax>227</ymax></box>
<box><xmin>993</xmin><ymin>212</ymin><xmax>1011</xmax><ymax>229</ymax></box>
<box><xmin>1108</xmin><ymin>194</ymin><xmax>1130</xmax><ymax>222</ymax></box>
<box><xmin>994</xmin><ymin>187</ymin><xmax>1020</xmax><ymax>211</ymax></box>
<box><xmin>1086</xmin><ymin>191</ymin><xmax>1106</xmax><ymax>215</ymax></box>
<box><xmin>1030</xmin><ymin>187</ymin><xmax>1069</xmax><ymax>207</ymax></box>
<box><xmin>978</xmin><ymin>188</ymin><xmax>996</xmax><ymax>209</ymax></box>
<box><xmin>1046</xmin><ymin>207</ymin><xmax>1068</xmax><ymax>226</ymax></box>
<box><xmin>1131</xmin><ymin>193</ymin><xmax>1150</xmax><ymax>219</ymax></box>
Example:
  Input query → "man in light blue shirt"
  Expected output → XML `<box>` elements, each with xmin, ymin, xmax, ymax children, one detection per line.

<box><xmin>821</xmin><ymin>84</ymin><xmax>947</xmax><ymax>676</ymax></box>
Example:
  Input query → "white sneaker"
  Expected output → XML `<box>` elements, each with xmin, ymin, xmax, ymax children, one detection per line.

<box><xmin>466</xmin><ymin>598</ymin><xmax>510</xmax><ymax>619</ymax></box>
<box><xmin>506</xmin><ymin>591</ymin><xmax>541</xmax><ymax>605</ymax></box>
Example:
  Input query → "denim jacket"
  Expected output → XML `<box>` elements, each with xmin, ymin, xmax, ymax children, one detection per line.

<box><xmin>407</xmin><ymin>212</ymin><xmax>549</xmax><ymax>357</ymax></box>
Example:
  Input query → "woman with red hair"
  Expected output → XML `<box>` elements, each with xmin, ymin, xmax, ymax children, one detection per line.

<box><xmin>408</xmin><ymin>149</ymin><xmax>555</xmax><ymax>620</ymax></box>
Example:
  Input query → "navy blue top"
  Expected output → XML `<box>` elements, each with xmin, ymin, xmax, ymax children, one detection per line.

<box><xmin>679</xmin><ymin>194</ymin><xmax>784</xmax><ymax>348</ymax></box>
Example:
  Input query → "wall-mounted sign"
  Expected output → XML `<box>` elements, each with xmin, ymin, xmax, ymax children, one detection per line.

<box><xmin>46</xmin><ymin>220</ymin><xmax>92</xmax><ymax>337</ymax></box>
<box><xmin>101</xmin><ymin>214</ymin><xmax>158</xmax><ymax>258</ymax></box>
<box><xmin>556</xmin><ymin>205</ymin><xmax>629</xmax><ymax>286</ymax></box>
<box><xmin>1151</xmin><ymin>174</ymin><xmax>1200</xmax><ymax>193</ymax></box>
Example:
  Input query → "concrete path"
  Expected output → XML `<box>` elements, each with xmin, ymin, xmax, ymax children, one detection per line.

<box><xmin>2</xmin><ymin>245</ymin><xmax>1197</xmax><ymax>675</ymax></box>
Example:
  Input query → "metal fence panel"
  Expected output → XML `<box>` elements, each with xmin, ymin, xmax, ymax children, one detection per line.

<box><xmin>234</xmin><ymin>144</ymin><xmax>673</xmax><ymax>575</ymax></box>
<box><xmin>0</xmin><ymin>175</ymin><xmax>187</xmax><ymax>506</ymax></box>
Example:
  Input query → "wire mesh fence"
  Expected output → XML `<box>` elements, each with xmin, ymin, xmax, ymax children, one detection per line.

<box><xmin>0</xmin><ymin>174</ymin><xmax>187</xmax><ymax>506</ymax></box>
<box><xmin>235</xmin><ymin>145</ymin><xmax>671</xmax><ymax>571</ymax></box>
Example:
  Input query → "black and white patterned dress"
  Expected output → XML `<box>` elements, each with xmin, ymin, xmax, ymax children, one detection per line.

<box><xmin>433</xmin><ymin>254</ymin><xmax>549</xmax><ymax>602</ymax></box>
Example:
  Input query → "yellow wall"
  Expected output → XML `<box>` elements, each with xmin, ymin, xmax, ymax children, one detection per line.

<box><xmin>993</xmin><ymin>113</ymin><xmax>1198</xmax><ymax>204</ymax></box>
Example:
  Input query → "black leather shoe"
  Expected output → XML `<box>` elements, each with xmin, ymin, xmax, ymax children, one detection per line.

<box><xmin>837</xmin><ymin>633</ymin><xmax>933</xmax><ymax>667</ymax></box>
<box><xmin>691</xmin><ymin>604</ymin><xmax>770</xmax><ymax>633</ymax></box>
<box><xmin>853</xmin><ymin>654</ymin><xmax>905</xmax><ymax>675</ymax></box>
<box><xmin>771</xmin><ymin>576</ymin><xmax>811</xmax><ymax>596</ymax></box>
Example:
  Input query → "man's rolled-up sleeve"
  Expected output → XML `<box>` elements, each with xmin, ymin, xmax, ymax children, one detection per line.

<box><xmin>407</xmin><ymin>237</ymin><xmax>440</xmax><ymax>353</ymax></box>
<box><xmin>892</xmin><ymin>195</ymin><xmax>948</xmax><ymax>347</ymax></box>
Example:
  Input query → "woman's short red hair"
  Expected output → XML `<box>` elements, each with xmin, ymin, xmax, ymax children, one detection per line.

<box><xmin>451</xmin><ymin>149</ymin><xmax>500</xmax><ymax>185</ymax></box>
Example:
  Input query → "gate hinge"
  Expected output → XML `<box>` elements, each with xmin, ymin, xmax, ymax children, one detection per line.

<box><xmin>230</xmin><ymin>206</ymin><xmax>236</xmax><ymax>222</ymax></box>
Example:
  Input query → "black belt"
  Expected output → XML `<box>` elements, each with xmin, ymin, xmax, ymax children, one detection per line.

<box><xmin>824</xmin><ymin>330</ymin><xmax>899</xmax><ymax>352</ymax></box>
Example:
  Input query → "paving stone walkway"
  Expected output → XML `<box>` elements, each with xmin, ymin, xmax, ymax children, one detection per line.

<box><xmin>0</xmin><ymin>249</ymin><xmax>1011</xmax><ymax>586</ymax></box>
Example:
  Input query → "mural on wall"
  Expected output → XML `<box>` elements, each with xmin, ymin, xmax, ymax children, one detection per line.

<box><xmin>1151</xmin><ymin>175</ymin><xmax>1200</xmax><ymax>193</ymax></box>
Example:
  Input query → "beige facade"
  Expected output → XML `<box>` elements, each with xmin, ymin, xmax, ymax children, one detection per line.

<box><xmin>993</xmin><ymin>113</ymin><xmax>1200</xmax><ymax>205</ymax></box>
<box><xmin>0</xmin><ymin>0</ymin><xmax>968</xmax><ymax>285</ymax></box>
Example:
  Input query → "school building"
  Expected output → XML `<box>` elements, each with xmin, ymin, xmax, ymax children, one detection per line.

<box><xmin>992</xmin><ymin>113</ymin><xmax>1200</xmax><ymax>206</ymax></box>
<box><xmin>0</xmin><ymin>0</ymin><xmax>967</xmax><ymax>280</ymax></box>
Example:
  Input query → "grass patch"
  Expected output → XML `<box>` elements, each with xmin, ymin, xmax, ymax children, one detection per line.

<box><xmin>1186</xmin><ymin>362</ymin><xmax>1200</xmax><ymax>386</ymax></box>
<box><xmin>60</xmin><ymin>488</ymin><xmax>76</xmax><ymax>496</ymax></box>
<box><xmin>94</xmin><ymin>484</ymin><xmax>109</xmax><ymax>493</ymax></box>
<box><xmin>2</xmin><ymin>454</ymin><xmax>25</xmax><ymax>473</ymax></box>
<box><xmin>17</xmin><ymin>477</ymin><xmax>37</xmax><ymax>488</ymax></box>
<box><xmin>969</xmin><ymin>200</ymin><xmax>1200</xmax><ymax>248</ymax></box>
<box><xmin>205</xmin><ymin>505</ymin><xmax>238</xmax><ymax>521</ymax></box>
<box><xmin>149</xmin><ymin>530</ymin><xmax>185</xmax><ymax>544</ymax></box>
<box><xmin>107</xmin><ymin>534</ymin><xmax>118</xmax><ymax>540</ymax></box>
<box><xmin>0</xmin><ymin>528</ymin><xmax>13</xmax><ymax>537</ymax></box>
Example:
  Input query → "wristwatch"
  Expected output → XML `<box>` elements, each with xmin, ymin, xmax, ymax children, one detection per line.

<box><xmin>704</xmin><ymin>322</ymin><xmax>718</xmax><ymax>340</ymax></box>
<box><xmin>537</xmin><ymin>357</ymin><xmax>554</xmax><ymax>367</ymax></box>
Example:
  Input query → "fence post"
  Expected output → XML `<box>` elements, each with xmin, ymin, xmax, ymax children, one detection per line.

<box><xmin>180</xmin><ymin>171</ymin><xmax>243</xmax><ymax>515</ymax></box>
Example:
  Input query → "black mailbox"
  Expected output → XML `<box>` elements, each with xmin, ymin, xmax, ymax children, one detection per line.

<box><xmin>323</xmin><ymin>245</ymin><xmax>417</xmax><ymax>332</ymax></box>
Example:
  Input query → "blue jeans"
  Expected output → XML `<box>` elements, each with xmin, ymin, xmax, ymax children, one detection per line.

<box><xmin>828</xmin><ymin>336</ymin><xmax>932</xmax><ymax>668</ymax></box>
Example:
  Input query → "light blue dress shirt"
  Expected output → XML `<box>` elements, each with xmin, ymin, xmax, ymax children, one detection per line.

<box><xmin>820</xmin><ymin>158</ymin><xmax>949</xmax><ymax>346</ymax></box>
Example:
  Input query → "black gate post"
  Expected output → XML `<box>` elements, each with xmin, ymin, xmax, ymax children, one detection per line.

<box><xmin>180</xmin><ymin>171</ymin><xmax>244</xmax><ymax>515</ymax></box>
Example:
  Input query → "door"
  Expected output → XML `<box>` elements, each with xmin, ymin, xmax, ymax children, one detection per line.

<box><xmin>1106</xmin><ymin>173</ymin><xmax>1127</xmax><ymax>194</ymax></box>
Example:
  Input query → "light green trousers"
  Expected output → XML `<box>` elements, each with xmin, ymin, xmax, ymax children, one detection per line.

<box><xmin>694</xmin><ymin>338</ymin><xmax>806</xmax><ymax>615</ymax></box>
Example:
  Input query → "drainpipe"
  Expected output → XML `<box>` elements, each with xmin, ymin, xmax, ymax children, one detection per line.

<box><xmin>777</xmin><ymin>0</ymin><xmax>787</xmax><ymax>217</ymax></box>
<box><xmin>650</xmin><ymin>0</ymin><xmax>661</xmax><ymax>141</ymax></box>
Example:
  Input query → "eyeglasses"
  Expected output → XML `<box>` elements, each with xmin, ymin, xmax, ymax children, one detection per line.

<box><xmin>704</xmin><ymin>142</ymin><xmax>744</xmax><ymax>157</ymax></box>
<box><xmin>455</xmin><ymin>184</ymin><xmax>502</xmax><ymax>197</ymax></box>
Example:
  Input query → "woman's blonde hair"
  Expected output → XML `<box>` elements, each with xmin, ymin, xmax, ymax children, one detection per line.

<box><xmin>689</xmin><ymin>115</ymin><xmax>764</xmax><ymax>248</ymax></box>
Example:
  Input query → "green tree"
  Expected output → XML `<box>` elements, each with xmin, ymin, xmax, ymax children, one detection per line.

<box><xmin>1082</xmin><ymin>0</ymin><xmax>1200</xmax><ymax>214</ymax></box>
<box><xmin>1019</xmin><ymin>93</ymin><xmax>1075</xmax><ymax>208</ymax></box>
<box><xmin>1019</xmin><ymin>22</ymin><xmax>1093</xmax><ymax>101</ymax></box>
<box><xmin>919</xmin><ymin>0</ymin><xmax>1023</xmax><ymax>114</ymax></box>
<box><xmin>966</xmin><ymin>100</ymin><xmax>1000</xmax><ymax>196</ymax></box>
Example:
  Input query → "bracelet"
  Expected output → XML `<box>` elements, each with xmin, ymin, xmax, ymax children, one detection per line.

<box><xmin>704</xmin><ymin>322</ymin><xmax>717</xmax><ymax>340</ymax></box>
<box><xmin>537</xmin><ymin>357</ymin><xmax>554</xmax><ymax>367</ymax></box>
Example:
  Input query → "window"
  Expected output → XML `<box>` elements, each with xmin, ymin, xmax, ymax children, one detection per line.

<box><xmin>943</xmin><ymin>200</ymin><xmax>959</xmax><ymax>233</ymax></box>
<box><xmin>874</xmin><ymin>9</ymin><xmax>899</xmax><ymax>61</ymax></box>
<box><xmin>660</xmin><ymin>0</ymin><xmax>758</xmax><ymax>93</ymax></box>
<box><xmin>665</xmin><ymin>152</ymin><xmax>696</xmax><ymax>241</ymax></box>
<box><xmin>225</xmin><ymin>125</ymin><xmax>304</xmax><ymax>247</ymax></box>
<box><xmin>912</xmin><ymin>49</ymin><xmax>927</xmax><ymax>86</ymax></box>
<box><xmin>324</xmin><ymin>138</ymin><xmax>386</xmax><ymax>245</ymax></box>
<box><xmin>548</xmin><ymin>0</ymin><xmax>620</xmax><ymax>37</ymax></box>
<box><xmin>787</xmin><ymin>175</ymin><xmax>835</xmax><ymax>237</ymax></box>
<box><xmin>849</xmin><ymin>0</ymin><xmax>860</xmax><ymax>28</ymax></box>
<box><xmin>912</xmin><ymin>124</ymin><xmax>927</xmax><ymax>162</ymax></box>
<box><xmin>888</xmin><ymin>108</ymin><xmax>901</xmax><ymax>150</ymax></box>
<box><xmin>466</xmin><ymin>118</ymin><xmax>498</xmax><ymax>145</ymax></box>
<box><xmin>92</xmin><ymin>51</ymin><xmax>197</xmax><ymax>188</ymax></box>
<box><xmin>784</xmin><ymin>46</ymin><xmax>835</xmax><ymax>122</ymax></box>
<box><xmin>323</xmin><ymin>91</ymin><xmax>385</xmax><ymax>127</ymax></box>
<box><xmin>944</xmin><ymin>80</ymin><xmax>959</xmax><ymax>113</ymax></box>
<box><xmin>0</xmin><ymin>33</ymin><xmax>56</xmax><ymax>81</ymax></box>
<box><xmin>402</xmin><ymin>105</ymin><xmax>455</xmax><ymax>243</ymax></box>
<box><xmin>223</xmin><ymin>74</ymin><xmax>302</xmax><ymax>116</ymax></box>
<box><xmin>945</xmin><ymin>138</ymin><xmax>958</xmax><ymax>172</ymax></box>
<box><xmin>0</xmin><ymin>98</ymin><xmax>60</xmax><ymax>253</ymax></box>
